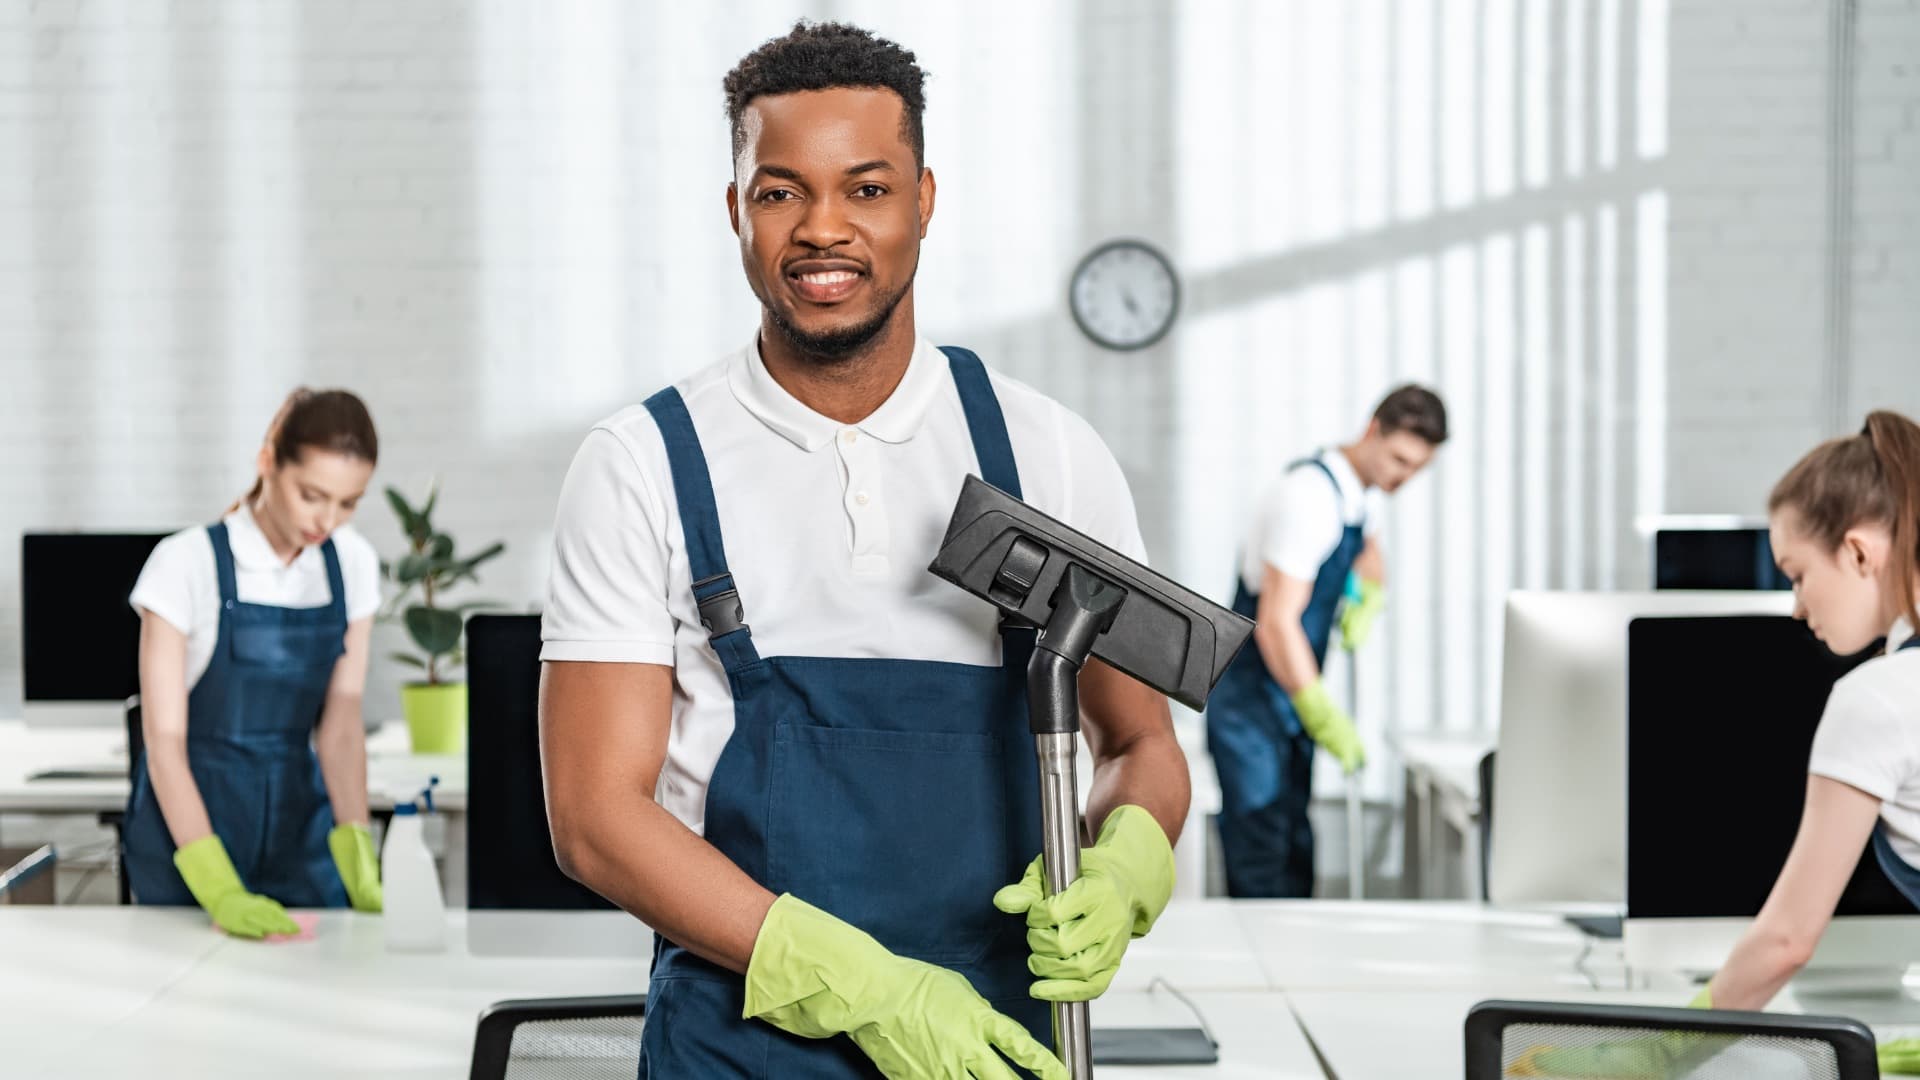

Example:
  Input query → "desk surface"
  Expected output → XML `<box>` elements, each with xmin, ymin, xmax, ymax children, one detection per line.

<box><xmin>0</xmin><ymin>719</ymin><xmax>467</xmax><ymax>813</ymax></box>
<box><xmin>11</xmin><ymin>899</ymin><xmax>1910</xmax><ymax>1078</ymax></box>
<box><xmin>1</xmin><ymin>906</ymin><xmax>1321</xmax><ymax>1078</ymax></box>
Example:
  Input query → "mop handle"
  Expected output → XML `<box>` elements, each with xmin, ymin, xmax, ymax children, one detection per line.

<box><xmin>1343</xmin><ymin>572</ymin><xmax>1365</xmax><ymax>901</ymax></box>
<box><xmin>1037</xmin><ymin>732</ymin><xmax>1094</xmax><ymax>1079</ymax></box>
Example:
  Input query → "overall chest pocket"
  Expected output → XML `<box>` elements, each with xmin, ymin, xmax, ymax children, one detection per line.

<box><xmin>767</xmin><ymin>724</ymin><xmax>1010</xmax><ymax>968</ymax></box>
<box><xmin>228</xmin><ymin>613</ymin><xmax>345</xmax><ymax>672</ymax></box>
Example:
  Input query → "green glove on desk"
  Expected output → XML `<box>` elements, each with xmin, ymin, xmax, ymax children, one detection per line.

<box><xmin>1339</xmin><ymin>577</ymin><xmax>1387</xmax><ymax>651</ymax></box>
<box><xmin>993</xmin><ymin>804</ymin><xmax>1176</xmax><ymax>1002</ymax></box>
<box><xmin>173</xmin><ymin>834</ymin><xmax>301</xmax><ymax>940</ymax></box>
<box><xmin>1882</xmin><ymin>1037</ymin><xmax>1920</xmax><ymax>1075</ymax></box>
<box><xmin>1292</xmin><ymin>680</ymin><xmax>1366</xmax><ymax>773</ymax></box>
<box><xmin>328</xmin><ymin>822</ymin><xmax>383</xmax><ymax>913</ymax></box>
<box><xmin>1507</xmin><ymin>987</ymin><xmax>1716</xmax><ymax>1078</ymax></box>
<box><xmin>744</xmin><ymin>894</ymin><xmax>1067</xmax><ymax>1080</ymax></box>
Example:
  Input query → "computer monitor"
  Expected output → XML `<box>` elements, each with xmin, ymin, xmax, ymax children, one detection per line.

<box><xmin>1624</xmin><ymin>614</ymin><xmax>1920</xmax><ymax>978</ymax></box>
<box><xmin>1653</xmin><ymin>525</ymin><xmax>1790</xmax><ymax>591</ymax></box>
<box><xmin>464</xmin><ymin>613</ymin><xmax>652</xmax><ymax>957</ymax></box>
<box><xmin>21</xmin><ymin>532</ymin><xmax>168</xmax><ymax>728</ymax></box>
<box><xmin>1488</xmin><ymin>591</ymin><xmax>1793</xmax><ymax>907</ymax></box>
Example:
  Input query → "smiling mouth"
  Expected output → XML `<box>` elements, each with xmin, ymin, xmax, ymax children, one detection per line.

<box><xmin>787</xmin><ymin>268</ymin><xmax>865</xmax><ymax>304</ymax></box>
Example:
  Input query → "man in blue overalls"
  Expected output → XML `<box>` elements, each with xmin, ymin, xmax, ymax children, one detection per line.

<box><xmin>1207</xmin><ymin>386</ymin><xmax>1448</xmax><ymax>898</ymax></box>
<box><xmin>537</xmin><ymin>21</ymin><xmax>1186</xmax><ymax>1079</ymax></box>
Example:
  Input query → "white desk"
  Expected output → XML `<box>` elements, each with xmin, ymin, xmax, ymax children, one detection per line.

<box><xmin>0</xmin><ymin>719</ymin><xmax>470</xmax><ymax>901</ymax></box>
<box><xmin>1393</xmin><ymin>734</ymin><xmax>1493</xmax><ymax>900</ymax></box>
<box><xmin>0</xmin><ymin>906</ymin><xmax>1323</xmax><ymax>1078</ymax></box>
<box><xmin>0</xmin><ymin>719</ymin><xmax>464</xmax><ymax>812</ymax></box>
<box><xmin>1236</xmin><ymin>900</ymin><xmax>1625</xmax><ymax>994</ymax></box>
<box><xmin>1110</xmin><ymin>899</ymin><xmax>1270</xmax><ymax>992</ymax></box>
<box><xmin>17</xmin><ymin>900</ymin><xmax>1905</xmax><ymax>1078</ymax></box>
<box><xmin>1288</xmin><ymin>986</ymin><xmax>1688</xmax><ymax>1080</ymax></box>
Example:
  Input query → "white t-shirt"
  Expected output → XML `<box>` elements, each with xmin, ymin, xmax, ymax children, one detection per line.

<box><xmin>541</xmin><ymin>335</ymin><xmax>1147</xmax><ymax>837</ymax></box>
<box><xmin>1238</xmin><ymin>448</ymin><xmax>1383</xmax><ymax>593</ymax></box>
<box><xmin>1807</xmin><ymin>619</ymin><xmax>1920</xmax><ymax>865</ymax></box>
<box><xmin>128</xmin><ymin>503</ymin><xmax>382</xmax><ymax>690</ymax></box>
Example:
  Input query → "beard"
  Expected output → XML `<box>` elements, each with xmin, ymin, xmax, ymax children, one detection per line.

<box><xmin>763</xmin><ymin>271</ymin><xmax>913</xmax><ymax>366</ymax></box>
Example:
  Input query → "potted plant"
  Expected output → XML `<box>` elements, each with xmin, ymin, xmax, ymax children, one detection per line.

<box><xmin>382</xmin><ymin>481</ymin><xmax>505</xmax><ymax>753</ymax></box>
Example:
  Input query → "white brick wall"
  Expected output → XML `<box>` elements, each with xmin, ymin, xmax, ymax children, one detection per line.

<box><xmin>1</xmin><ymin>1</ymin><xmax>1917</xmax><ymax>758</ymax></box>
<box><xmin>1667</xmin><ymin>0</ymin><xmax>1837</xmax><ymax>512</ymax></box>
<box><xmin>1851</xmin><ymin>0</ymin><xmax>1920</xmax><ymax>421</ymax></box>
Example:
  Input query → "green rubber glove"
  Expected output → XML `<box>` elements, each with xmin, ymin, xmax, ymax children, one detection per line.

<box><xmin>992</xmin><ymin>804</ymin><xmax>1176</xmax><ymax>1003</ymax></box>
<box><xmin>744</xmin><ymin>894</ymin><xmax>1067</xmax><ymax>1080</ymax></box>
<box><xmin>1882</xmin><ymin>1037</ymin><xmax>1920</xmax><ymax>1075</ymax></box>
<box><xmin>1292</xmin><ymin>680</ymin><xmax>1366</xmax><ymax>773</ymax></box>
<box><xmin>328</xmin><ymin>823</ymin><xmax>383</xmax><ymax>913</ymax></box>
<box><xmin>1339</xmin><ymin>577</ymin><xmax>1386</xmax><ymax>651</ymax></box>
<box><xmin>1508</xmin><ymin>991</ymin><xmax>1719</xmax><ymax>1078</ymax></box>
<box><xmin>173</xmin><ymin>835</ymin><xmax>301</xmax><ymax>940</ymax></box>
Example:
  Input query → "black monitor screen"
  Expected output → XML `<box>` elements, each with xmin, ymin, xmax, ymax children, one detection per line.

<box><xmin>22</xmin><ymin>532</ymin><xmax>168</xmax><ymax>702</ymax></box>
<box><xmin>1626</xmin><ymin>614</ymin><xmax>1909</xmax><ymax>918</ymax></box>
<box><xmin>1653</xmin><ymin>528</ymin><xmax>1790</xmax><ymax>591</ymax></box>
<box><xmin>466</xmin><ymin>613</ymin><xmax>616</xmax><ymax>912</ymax></box>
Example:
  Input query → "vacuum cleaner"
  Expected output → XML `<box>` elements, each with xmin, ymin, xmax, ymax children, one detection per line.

<box><xmin>930</xmin><ymin>475</ymin><xmax>1254</xmax><ymax>1079</ymax></box>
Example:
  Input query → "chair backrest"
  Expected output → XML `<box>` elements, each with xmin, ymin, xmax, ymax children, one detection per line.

<box><xmin>469</xmin><ymin>994</ymin><xmax>645</xmax><ymax>1080</ymax></box>
<box><xmin>1466</xmin><ymin>1000</ymin><xmax>1879</xmax><ymax>1079</ymax></box>
<box><xmin>464</xmin><ymin>614</ymin><xmax>615</xmax><ymax>912</ymax></box>
<box><xmin>126</xmin><ymin>695</ymin><xmax>144</xmax><ymax>768</ymax></box>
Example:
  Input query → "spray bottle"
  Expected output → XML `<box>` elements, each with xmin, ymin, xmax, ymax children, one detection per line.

<box><xmin>382</xmin><ymin>777</ymin><xmax>447</xmax><ymax>953</ymax></box>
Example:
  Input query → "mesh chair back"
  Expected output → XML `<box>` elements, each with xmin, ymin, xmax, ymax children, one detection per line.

<box><xmin>470</xmin><ymin>995</ymin><xmax>645</xmax><ymax>1080</ymax></box>
<box><xmin>1467</xmin><ymin>1001</ymin><xmax>1879</xmax><ymax>1080</ymax></box>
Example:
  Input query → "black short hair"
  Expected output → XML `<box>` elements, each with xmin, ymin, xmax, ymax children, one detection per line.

<box><xmin>1373</xmin><ymin>384</ymin><xmax>1449</xmax><ymax>445</ymax></box>
<box><xmin>723</xmin><ymin>20</ymin><xmax>928</xmax><ymax>170</ymax></box>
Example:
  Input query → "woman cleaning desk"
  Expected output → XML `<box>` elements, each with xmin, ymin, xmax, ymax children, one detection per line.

<box><xmin>120</xmin><ymin>389</ymin><xmax>386</xmax><ymax>936</ymax></box>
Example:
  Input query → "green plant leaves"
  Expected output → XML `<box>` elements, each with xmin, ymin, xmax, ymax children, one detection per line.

<box><xmin>383</xmin><ymin>479</ymin><xmax>507</xmax><ymax>683</ymax></box>
<box><xmin>385</xmin><ymin>487</ymin><xmax>431</xmax><ymax>547</ymax></box>
<box><xmin>394</xmin><ymin>554</ymin><xmax>432</xmax><ymax>585</ymax></box>
<box><xmin>404</xmin><ymin>606</ymin><xmax>464</xmax><ymax>656</ymax></box>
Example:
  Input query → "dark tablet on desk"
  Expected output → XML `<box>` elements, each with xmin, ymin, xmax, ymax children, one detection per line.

<box><xmin>1092</xmin><ymin>1026</ymin><xmax>1219</xmax><ymax>1065</ymax></box>
<box><xmin>29</xmin><ymin>767</ymin><xmax>127</xmax><ymax>781</ymax></box>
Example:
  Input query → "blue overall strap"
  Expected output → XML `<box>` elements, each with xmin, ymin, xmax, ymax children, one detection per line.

<box><xmin>942</xmin><ymin>346</ymin><xmax>1023</xmax><ymax>501</ymax></box>
<box><xmin>208</xmin><ymin>523</ymin><xmax>239</xmax><ymax>609</ymax></box>
<box><xmin>319</xmin><ymin>538</ymin><xmax>345</xmax><ymax>618</ymax></box>
<box><xmin>1903</xmin><ymin>638</ymin><xmax>1920</xmax><ymax>654</ymax></box>
<box><xmin>1292</xmin><ymin>456</ymin><xmax>1364</xmax><ymax>531</ymax></box>
<box><xmin>643</xmin><ymin>387</ymin><xmax>761</xmax><ymax>671</ymax></box>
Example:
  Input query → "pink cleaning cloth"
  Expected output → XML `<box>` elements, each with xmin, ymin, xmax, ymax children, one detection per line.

<box><xmin>269</xmin><ymin>912</ymin><xmax>321</xmax><ymax>942</ymax></box>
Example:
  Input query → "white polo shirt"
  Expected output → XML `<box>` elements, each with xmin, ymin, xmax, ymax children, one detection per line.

<box><xmin>1808</xmin><ymin>618</ymin><xmax>1920</xmax><ymax>865</ymax></box>
<box><xmin>1238</xmin><ymin>448</ymin><xmax>1383</xmax><ymax>594</ymax></box>
<box><xmin>128</xmin><ymin>503</ymin><xmax>382</xmax><ymax>690</ymax></box>
<box><xmin>541</xmin><ymin>335</ymin><xmax>1147</xmax><ymax>836</ymax></box>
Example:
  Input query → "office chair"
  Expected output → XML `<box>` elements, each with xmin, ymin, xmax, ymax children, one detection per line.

<box><xmin>1478</xmin><ymin>748</ymin><xmax>1495</xmax><ymax>900</ymax></box>
<box><xmin>469</xmin><ymin>995</ymin><xmax>646</xmax><ymax>1080</ymax></box>
<box><xmin>0</xmin><ymin>845</ymin><xmax>56</xmax><ymax>904</ymax></box>
<box><xmin>97</xmin><ymin>695</ymin><xmax>142</xmax><ymax>904</ymax></box>
<box><xmin>1466</xmin><ymin>999</ymin><xmax>1879</xmax><ymax>1079</ymax></box>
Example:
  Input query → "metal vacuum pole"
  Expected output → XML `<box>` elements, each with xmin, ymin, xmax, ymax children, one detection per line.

<box><xmin>1027</xmin><ymin>565</ymin><xmax>1125</xmax><ymax>1080</ymax></box>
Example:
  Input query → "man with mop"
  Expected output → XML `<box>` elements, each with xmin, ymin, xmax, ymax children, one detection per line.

<box><xmin>538</xmin><ymin>20</ymin><xmax>1185</xmax><ymax>1078</ymax></box>
<box><xmin>1207</xmin><ymin>386</ymin><xmax>1448</xmax><ymax>898</ymax></box>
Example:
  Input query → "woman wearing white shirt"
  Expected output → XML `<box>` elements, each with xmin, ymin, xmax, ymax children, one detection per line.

<box><xmin>122</xmin><ymin>389</ymin><xmax>385</xmax><ymax>936</ymax></box>
<box><xmin>1703</xmin><ymin>411</ymin><xmax>1920</xmax><ymax>1021</ymax></box>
